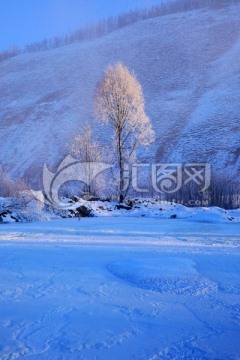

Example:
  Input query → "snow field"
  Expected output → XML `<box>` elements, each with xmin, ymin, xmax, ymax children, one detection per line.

<box><xmin>0</xmin><ymin>217</ymin><xmax>240</xmax><ymax>359</ymax></box>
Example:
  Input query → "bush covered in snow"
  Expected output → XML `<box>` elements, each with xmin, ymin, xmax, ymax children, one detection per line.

<box><xmin>0</xmin><ymin>192</ymin><xmax>49</xmax><ymax>223</ymax></box>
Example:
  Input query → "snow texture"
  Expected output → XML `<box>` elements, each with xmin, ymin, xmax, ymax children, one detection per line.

<box><xmin>0</xmin><ymin>217</ymin><xmax>240</xmax><ymax>359</ymax></box>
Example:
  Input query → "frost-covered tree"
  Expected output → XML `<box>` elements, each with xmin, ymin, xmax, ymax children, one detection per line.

<box><xmin>70</xmin><ymin>124</ymin><xmax>101</xmax><ymax>163</ymax></box>
<box><xmin>69</xmin><ymin>124</ymin><xmax>107</xmax><ymax>196</ymax></box>
<box><xmin>94</xmin><ymin>63</ymin><xmax>155</xmax><ymax>202</ymax></box>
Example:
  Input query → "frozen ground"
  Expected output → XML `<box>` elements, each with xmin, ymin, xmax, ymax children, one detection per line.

<box><xmin>0</xmin><ymin>217</ymin><xmax>240</xmax><ymax>359</ymax></box>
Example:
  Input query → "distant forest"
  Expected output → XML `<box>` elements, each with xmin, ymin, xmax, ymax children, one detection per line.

<box><xmin>1</xmin><ymin>0</ymin><xmax>239</xmax><ymax>62</ymax></box>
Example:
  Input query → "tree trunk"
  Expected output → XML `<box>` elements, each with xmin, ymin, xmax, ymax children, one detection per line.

<box><xmin>118</xmin><ymin>130</ymin><xmax>124</xmax><ymax>203</ymax></box>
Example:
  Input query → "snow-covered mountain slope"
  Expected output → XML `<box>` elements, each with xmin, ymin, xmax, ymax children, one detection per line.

<box><xmin>0</xmin><ymin>4</ymin><xmax>240</xmax><ymax>184</ymax></box>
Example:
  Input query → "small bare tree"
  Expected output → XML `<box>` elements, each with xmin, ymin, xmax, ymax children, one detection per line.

<box><xmin>70</xmin><ymin>124</ymin><xmax>106</xmax><ymax>196</ymax></box>
<box><xmin>0</xmin><ymin>166</ymin><xmax>27</xmax><ymax>198</ymax></box>
<box><xmin>94</xmin><ymin>63</ymin><xmax>155</xmax><ymax>202</ymax></box>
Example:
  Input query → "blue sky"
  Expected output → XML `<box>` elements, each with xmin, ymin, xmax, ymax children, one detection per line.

<box><xmin>0</xmin><ymin>0</ymin><xmax>167</xmax><ymax>51</ymax></box>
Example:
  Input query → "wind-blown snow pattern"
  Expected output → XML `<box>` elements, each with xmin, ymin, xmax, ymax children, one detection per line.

<box><xmin>0</xmin><ymin>4</ymin><xmax>240</xmax><ymax>183</ymax></box>
<box><xmin>0</xmin><ymin>217</ymin><xmax>240</xmax><ymax>359</ymax></box>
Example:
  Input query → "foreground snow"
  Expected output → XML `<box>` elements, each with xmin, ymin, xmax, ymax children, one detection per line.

<box><xmin>0</xmin><ymin>217</ymin><xmax>240</xmax><ymax>359</ymax></box>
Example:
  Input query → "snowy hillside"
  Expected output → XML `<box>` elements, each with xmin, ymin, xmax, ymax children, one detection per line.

<box><xmin>0</xmin><ymin>3</ymin><xmax>240</xmax><ymax>183</ymax></box>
